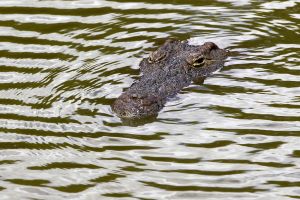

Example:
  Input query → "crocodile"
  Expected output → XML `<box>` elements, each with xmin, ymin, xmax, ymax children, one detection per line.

<box><xmin>112</xmin><ymin>39</ymin><xmax>228</xmax><ymax>119</ymax></box>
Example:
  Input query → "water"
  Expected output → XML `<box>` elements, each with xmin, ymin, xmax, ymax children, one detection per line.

<box><xmin>0</xmin><ymin>0</ymin><xmax>299</xmax><ymax>199</ymax></box>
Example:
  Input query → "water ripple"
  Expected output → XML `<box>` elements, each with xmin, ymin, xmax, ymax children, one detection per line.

<box><xmin>0</xmin><ymin>0</ymin><xmax>299</xmax><ymax>199</ymax></box>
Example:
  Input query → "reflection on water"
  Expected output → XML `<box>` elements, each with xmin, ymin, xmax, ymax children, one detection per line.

<box><xmin>0</xmin><ymin>0</ymin><xmax>299</xmax><ymax>199</ymax></box>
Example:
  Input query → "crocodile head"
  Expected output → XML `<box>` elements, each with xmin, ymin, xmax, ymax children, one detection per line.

<box><xmin>112</xmin><ymin>39</ymin><xmax>228</xmax><ymax>119</ymax></box>
<box><xmin>139</xmin><ymin>39</ymin><xmax>228</xmax><ymax>77</ymax></box>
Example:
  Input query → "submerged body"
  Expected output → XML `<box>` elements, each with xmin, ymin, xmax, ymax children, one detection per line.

<box><xmin>112</xmin><ymin>39</ymin><xmax>228</xmax><ymax>119</ymax></box>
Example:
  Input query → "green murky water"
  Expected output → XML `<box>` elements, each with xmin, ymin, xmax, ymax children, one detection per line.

<box><xmin>0</xmin><ymin>0</ymin><xmax>299</xmax><ymax>199</ymax></box>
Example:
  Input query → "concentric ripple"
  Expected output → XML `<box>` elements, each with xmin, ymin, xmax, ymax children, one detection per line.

<box><xmin>0</xmin><ymin>0</ymin><xmax>299</xmax><ymax>199</ymax></box>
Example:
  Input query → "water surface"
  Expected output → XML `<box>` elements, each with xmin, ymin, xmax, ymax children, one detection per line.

<box><xmin>0</xmin><ymin>0</ymin><xmax>299</xmax><ymax>199</ymax></box>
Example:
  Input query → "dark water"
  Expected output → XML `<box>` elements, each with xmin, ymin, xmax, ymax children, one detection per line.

<box><xmin>0</xmin><ymin>0</ymin><xmax>299</xmax><ymax>199</ymax></box>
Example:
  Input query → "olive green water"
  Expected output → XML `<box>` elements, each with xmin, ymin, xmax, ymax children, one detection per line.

<box><xmin>0</xmin><ymin>0</ymin><xmax>299</xmax><ymax>199</ymax></box>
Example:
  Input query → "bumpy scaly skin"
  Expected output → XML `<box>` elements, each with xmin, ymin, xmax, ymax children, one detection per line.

<box><xmin>112</xmin><ymin>39</ymin><xmax>228</xmax><ymax>119</ymax></box>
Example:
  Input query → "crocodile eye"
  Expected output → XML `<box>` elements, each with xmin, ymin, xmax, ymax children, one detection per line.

<box><xmin>148</xmin><ymin>55</ymin><xmax>153</xmax><ymax>63</ymax></box>
<box><xmin>148</xmin><ymin>51</ymin><xmax>166</xmax><ymax>63</ymax></box>
<box><xmin>193</xmin><ymin>57</ymin><xmax>205</xmax><ymax>67</ymax></box>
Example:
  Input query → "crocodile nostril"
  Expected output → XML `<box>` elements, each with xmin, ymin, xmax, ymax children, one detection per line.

<box><xmin>203</xmin><ymin>42</ymin><xmax>218</xmax><ymax>50</ymax></box>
